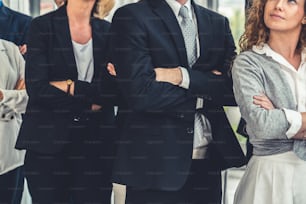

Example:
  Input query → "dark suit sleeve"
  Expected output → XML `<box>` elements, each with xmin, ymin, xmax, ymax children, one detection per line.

<box><xmin>19</xmin><ymin>15</ymin><xmax>32</xmax><ymax>45</ymax></box>
<box><xmin>25</xmin><ymin>18</ymin><xmax>91</xmax><ymax>111</ymax></box>
<box><xmin>110</xmin><ymin>7</ymin><xmax>192</xmax><ymax>112</ymax></box>
<box><xmin>187</xmin><ymin>17</ymin><xmax>236</xmax><ymax>106</ymax></box>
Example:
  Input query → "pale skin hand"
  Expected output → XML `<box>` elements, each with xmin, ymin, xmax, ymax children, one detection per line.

<box><xmin>18</xmin><ymin>45</ymin><xmax>27</xmax><ymax>55</ymax></box>
<box><xmin>253</xmin><ymin>94</ymin><xmax>275</xmax><ymax>110</ymax></box>
<box><xmin>15</xmin><ymin>79</ymin><xmax>26</xmax><ymax>90</ymax></box>
<box><xmin>154</xmin><ymin>67</ymin><xmax>182</xmax><ymax>85</ymax></box>
<box><xmin>107</xmin><ymin>63</ymin><xmax>116</xmax><ymax>76</ymax></box>
<box><xmin>49</xmin><ymin>81</ymin><xmax>75</xmax><ymax>95</ymax></box>
<box><xmin>254</xmin><ymin>94</ymin><xmax>306</xmax><ymax>140</ymax></box>
<box><xmin>49</xmin><ymin>80</ymin><xmax>102</xmax><ymax>111</ymax></box>
<box><xmin>154</xmin><ymin>68</ymin><xmax>223</xmax><ymax>85</ymax></box>
<box><xmin>0</xmin><ymin>79</ymin><xmax>26</xmax><ymax>101</ymax></box>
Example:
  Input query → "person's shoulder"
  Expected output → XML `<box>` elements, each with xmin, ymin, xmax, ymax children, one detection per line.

<box><xmin>113</xmin><ymin>0</ymin><xmax>148</xmax><ymax>17</ymax></box>
<box><xmin>30</xmin><ymin>6</ymin><xmax>65</xmax><ymax>28</ymax></box>
<box><xmin>3</xmin><ymin>6</ymin><xmax>32</xmax><ymax>21</ymax></box>
<box><xmin>237</xmin><ymin>50</ymin><xmax>266</xmax><ymax>61</ymax></box>
<box><xmin>91</xmin><ymin>18</ymin><xmax>111</xmax><ymax>31</ymax></box>
<box><xmin>0</xmin><ymin>39</ymin><xmax>19</xmax><ymax>55</ymax></box>
<box><xmin>195</xmin><ymin>3</ymin><xmax>227</xmax><ymax>19</ymax></box>
<box><xmin>233</xmin><ymin>50</ymin><xmax>267</xmax><ymax>73</ymax></box>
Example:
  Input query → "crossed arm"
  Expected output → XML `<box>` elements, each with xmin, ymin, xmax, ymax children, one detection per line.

<box><xmin>253</xmin><ymin>94</ymin><xmax>306</xmax><ymax>139</ymax></box>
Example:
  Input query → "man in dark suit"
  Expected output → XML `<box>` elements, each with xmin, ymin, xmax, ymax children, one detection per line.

<box><xmin>110</xmin><ymin>0</ymin><xmax>246</xmax><ymax>203</ymax></box>
<box><xmin>0</xmin><ymin>0</ymin><xmax>31</xmax><ymax>54</ymax></box>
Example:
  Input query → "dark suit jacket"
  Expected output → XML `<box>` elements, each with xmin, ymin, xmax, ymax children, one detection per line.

<box><xmin>110</xmin><ymin>0</ymin><xmax>246</xmax><ymax>190</ymax></box>
<box><xmin>0</xmin><ymin>5</ymin><xmax>31</xmax><ymax>45</ymax></box>
<box><xmin>16</xmin><ymin>5</ymin><xmax>118</xmax><ymax>154</ymax></box>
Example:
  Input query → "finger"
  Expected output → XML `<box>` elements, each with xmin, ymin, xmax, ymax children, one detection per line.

<box><xmin>253</xmin><ymin>100</ymin><xmax>273</xmax><ymax>110</ymax></box>
<box><xmin>211</xmin><ymin>70</ymin><xmax>222</xmax><ymax>75</ymax></box>
<box><xmin>19</xmin><ymin>45</ymin><xmax>27</xmax><ymax>55</ymax></box>
<box><xmin>253</xmin><ymin>95</ymin><xmax>266</xmax><ymax>100</ymax></box>
<box><xmin>107</xmin><ymin>63</ymin><xmax>116</xmax><ymax>76</ymax></box>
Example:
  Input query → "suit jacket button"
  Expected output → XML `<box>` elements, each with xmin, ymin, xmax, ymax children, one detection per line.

<box><xmin>186</xmin><ymin>128</ymin><xmax>194</xmax><ymax>134</ymax></box>
<box><xmin>73</xmin><ymin>116</ymin><xmax>80</xmax><ymax>122</ymax></box>
<box><xmin>178</xmin><ymin>113</ymin><xmax>185</xmax><ymax>119</ymax></box>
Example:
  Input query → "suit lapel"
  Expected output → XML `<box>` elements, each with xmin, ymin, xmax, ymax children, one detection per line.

<box><xmin>91</xmin><ymin>19</ymin><xmax>107</xmax><ymax>80</ymax></box>
<box><xmin>52</xmin><ymin>6</ymin><xmax>78</xmax><ymax>78</ymax></box>
<box><xmin>193</xmin><ymin>2</ymin><xmax>212</xmax><ymax>64</ymax></box>
<box><xmin>149</xmin><ymin>0</ymin><xmax>188</xmax><ymax>67</ymax></box>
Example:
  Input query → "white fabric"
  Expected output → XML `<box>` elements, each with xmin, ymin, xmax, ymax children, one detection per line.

<box><xmin>253</xmin><ymin>44</ymin><xmax>306</xmax><ymax>137</ymax></box>
<box><xmin>0</xmin><ymin>39</ymin><xmax>28</xmax><ymax>174</ymax></box>
<box><xmin>72</xmin><ymin>39</ymin><xmax>94</xmax><ymax>83</ymax></box>
<box><xmin>283</xmin><ymin>108</ymin><xmax>302</xmax><ymax>138</ymax></box>
<box><xmin>234</xmin><ymin>151</ymin><xmax>306</xmax><ymax>204</ymax></box>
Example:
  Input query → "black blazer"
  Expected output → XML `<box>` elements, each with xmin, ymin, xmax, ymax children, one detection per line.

<box><xmin>0</xmin><ymin>5</ymin><xmax>32</xmax><ymax>45</ymax></box>
<box><xmin>110</xmin><ymin>0</ymin><xmax>246</xmax><ymax>190</ymax></box>
<box><xmin>16</xmin><ymin>6</ymin><xmax>117</xmax><ymax>154</ymax></box>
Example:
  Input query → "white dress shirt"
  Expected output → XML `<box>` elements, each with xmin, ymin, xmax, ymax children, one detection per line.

<box><xmin>72</xmin><ymin>39</ymin><xmax>94</xmax><ymax>83</ymax></box>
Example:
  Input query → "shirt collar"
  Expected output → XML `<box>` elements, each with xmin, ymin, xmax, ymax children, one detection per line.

<box><xmin>252</xmin><ymin>43</ymin><xmax>306</xmax><ymax>71</ymax></box>
<box><xmin>165</xmin><ymin>0</ymin><xmax>192</xmax><ymax>19</ymax></box>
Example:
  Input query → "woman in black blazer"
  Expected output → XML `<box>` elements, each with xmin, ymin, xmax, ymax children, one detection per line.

<box><xmin>16</xmin><ymin>0</ymin><xmax>117</xmax><ymax>203</ymax></box>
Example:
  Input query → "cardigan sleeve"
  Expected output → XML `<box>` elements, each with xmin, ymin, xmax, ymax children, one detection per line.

<box><xmin>232</xmin><ymin>52</ymin><xmax>290</xmax><ymax>140</ymax></box>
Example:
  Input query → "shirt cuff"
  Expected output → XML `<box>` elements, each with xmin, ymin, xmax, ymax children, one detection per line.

<box><xmin>283</xmin><ymin>108</ymin><xmax>302</xmax><ymax>138</ymax></box>
<box><xmin>179</xmin><ymin>67</ymin><xmax>190</xmax><ymax>89</ymax></box>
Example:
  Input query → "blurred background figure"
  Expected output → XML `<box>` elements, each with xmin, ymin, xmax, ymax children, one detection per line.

<box><xmin>0</xmin><ymin>39</ymin><xmax>28</xmax><ymax>204</ymax></box>
<box><xmin>0</xmin><ymin>0</ymin><xmax>31</xmax><ymax>55</ymax></box>
<box><xmin>54</xmin><ymin>0</ymin><xmax>66</xmax><ymax>8</ymax></box>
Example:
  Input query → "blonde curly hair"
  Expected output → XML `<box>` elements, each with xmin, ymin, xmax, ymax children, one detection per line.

<box><xmin>239</xmin><ymin>0</ymin><xmax>306</xmax><ymax>51</ymax></box>
<box><xmin>93</xmin><ymin>0</ymin><xmax>115</xmax><ymax>19</ymax></box>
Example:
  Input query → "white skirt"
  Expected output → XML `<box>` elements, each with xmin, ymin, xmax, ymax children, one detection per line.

<box><xmin>234</xmin><ymin>151</ymin><xmax>306</xmax><ymax>204</ymax></box>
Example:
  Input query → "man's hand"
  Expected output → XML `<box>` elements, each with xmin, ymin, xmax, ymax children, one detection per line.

<box><xmin>211</xmin><ymin>69</ymin><xmax>222</xmax><ymax>75</ymax></box>
<box><xmin>107</xmin><ymin>63</ymin><xmax>116</xmax><ymax>76</ymax></box>
<box><xmin>91</xmin><ymin>104</ymin><xmax>102</xmax><ymax>111</ymax></box>
<box><xmin>154</xmin><ymin>67</ymin><xmax>182</xmax><ymax>85</ymax></box>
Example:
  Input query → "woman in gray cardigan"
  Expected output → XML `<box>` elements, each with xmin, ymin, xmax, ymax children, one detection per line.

<box><xmin>232</xmin><ymin>0</ymin><xmax>306</xmax><ymax>203</ymax></box>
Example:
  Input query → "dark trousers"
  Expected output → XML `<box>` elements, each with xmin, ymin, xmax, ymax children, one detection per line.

<box><xmin>0</xmin><ymin>166</ymin><xmax>24</xmax><ymax>204</ymax></box>
<box><xmin>24</xmin><ymin>126</ymin><xmax>115</xmax><ymax>204</ymax></box>
<box><xmin>125</xmin><ymin>160</ymin><xmax>222</xmax><ymax>204</ymax></box>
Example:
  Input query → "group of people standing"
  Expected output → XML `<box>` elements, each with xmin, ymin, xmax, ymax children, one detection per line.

<box><xmin>0</xmin><ymin>0</ymin><xmax>305</xmax><ymax>204</ymax></box>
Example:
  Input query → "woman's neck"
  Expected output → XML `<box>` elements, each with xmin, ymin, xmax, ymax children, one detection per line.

<box><xmin>67</xmin><ymin>0</ymin><xmax>95</xmax><ymax>25</ymax></box>
<box><xmin>268</xmin><ymin>32</ymin><xmax>301</xmax><ymax>69</ymax></box>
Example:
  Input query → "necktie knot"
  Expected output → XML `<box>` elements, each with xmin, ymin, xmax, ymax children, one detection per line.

<box><xmin>179</xmin><ymin>6</ymin><xmax>190</xmax><ymax>20</ymax></box>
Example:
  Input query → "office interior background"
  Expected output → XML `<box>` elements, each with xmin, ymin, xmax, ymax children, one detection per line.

<box><xmin>2</xmin><ymin>0</ymin><xmax>251</xmax><ymax>203</ymax></box>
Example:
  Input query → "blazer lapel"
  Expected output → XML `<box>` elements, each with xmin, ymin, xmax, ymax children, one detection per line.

<box><xmin>52</xmin><ymin>6</ymin><xmax>78</xmax><ymax>78</ymax></box>
<box><xmin>91</xmin><ymin>19</ymin><xmax>107</xmax><ymax>80</ymax></box>
<box><xmin>149</xmin><ymin>0</ymin><xmax>188</xmax><ymax>67</ymax></box>
<box><xmin>193</xmin><ymin>2</ymin><xmax>212</xmax><ymax>67</ymax></box>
